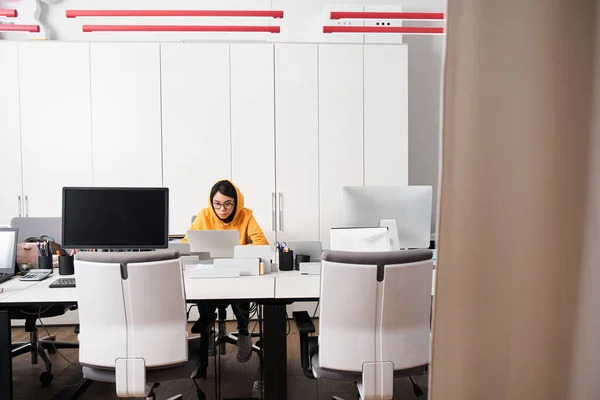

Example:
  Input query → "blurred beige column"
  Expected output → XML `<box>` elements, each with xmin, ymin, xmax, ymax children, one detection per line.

<box><xmin>430</xmin><ymin>1</ymin><xmax>600</xmax><ymax>400</ymax></box>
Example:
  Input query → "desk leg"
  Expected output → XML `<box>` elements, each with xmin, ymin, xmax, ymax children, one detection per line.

<box><xmin>0</xmin><ymin>310</ymin><xmax>13</xmax><ymax>400</ymax></box>
<box><xmin>263</xmin><ymin>304</ymin><xmax>287</xmax><ymax>400</ymax></box>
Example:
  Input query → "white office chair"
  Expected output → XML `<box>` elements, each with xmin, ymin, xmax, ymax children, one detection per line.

<box><xmin>74</xmin><ymin>250</ymin><xmax>206</xmax><ymax>400</ymax></box>
<box><xmin>293</xmin><ymin>249</ymin><xmax>433</xmax><ymax>400</ymax></box>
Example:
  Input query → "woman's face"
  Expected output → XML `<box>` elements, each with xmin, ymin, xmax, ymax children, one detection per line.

<box><xmin>212</xmin><ymin>191</ymin><xmax>235</xmax><ymax>220</ymax></box>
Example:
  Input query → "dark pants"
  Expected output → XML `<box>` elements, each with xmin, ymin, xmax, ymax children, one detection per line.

<box><xmin>194</xmin><ymin>301</ymin><xmax>251</xmax><ymax>370</ymax></box>
<box><xmin>197</xmin><ymin>302</ymin><xmax>250</xmax><ymax>332</ymax></box>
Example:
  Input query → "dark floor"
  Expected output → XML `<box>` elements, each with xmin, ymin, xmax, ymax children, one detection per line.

<box><xmin>10</xmin><ymin>320</ymin><xmax>429</xmax><ymax>400</ymax></box>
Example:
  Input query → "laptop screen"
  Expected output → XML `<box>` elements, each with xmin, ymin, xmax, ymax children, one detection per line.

<box><xmin>0</xmin><ymin>228</ymin><xmax>18</xmax><ymax>275</ymax></box>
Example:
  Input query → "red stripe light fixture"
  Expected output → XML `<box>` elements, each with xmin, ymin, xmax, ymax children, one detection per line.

<box><xmin>67</xmin><ymin>9</ymin><xmax>283</xmax><ymax>18</ymax></box>
<box><xmin>0</xmin><ymin>9</ymin><xmax>18</xmax><ymax>17</ymax></box>
<box><xmin>323</xmin><ymin>26</ymin><xmax>444</xmax><ymax>34</ymax></box>
<box><xmin>82</xmin><ymin>25</ymin><xmax>280</xmax><ymax>33</ymax></box>
<box><xmin>0</xmin><ymin>24</ymin><xmax>40</xmax><ymax>32</ymax></box>
<box><xmin>330</xmin><ymin>11</ymin><xmax>444</xmax><ymax>20</ymax></box>
<box><xmin>325</xmin><ymin>11</ymin><xmax>444</xmax><ymax>35</ymax></box>
<box><xmin>68</xmin><ymin>9</ymin><xmax>283</xmax><ymax>34</ymax></box>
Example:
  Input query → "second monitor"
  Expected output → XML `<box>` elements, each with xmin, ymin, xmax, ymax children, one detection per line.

<box><xmin>341</xmin><ymin>185</ymin><xmax>433</xmax><ymax>250</ymax></box>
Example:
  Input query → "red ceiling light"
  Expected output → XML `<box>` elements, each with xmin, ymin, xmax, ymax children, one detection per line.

<box><xmin>82</xmin><ymin>25</ymin><xmax>280</xmax><ymax>33</ymax></box>
<box><xmin>0</xmin><ymin>9</ymin><xmax>18</xmax><ymax>18</ymax></box>
<box><xmin>0</xmin><ymin>24</ymin><xmax>40</xmax><ymax>32</ymax></box>
<box><xmin>330</xmin><ymin>11</ymin><xmax>444</xmax><ymax>20</ymax></box>
<box><xmin>323</xmin><ymin>26</ymin><xmax>444</xmax><ymax>34</ymax></box>
<box><xmin>67</xmin><ymin>9</ymin><xmax>283</xmax><ymax>18</ymax></box>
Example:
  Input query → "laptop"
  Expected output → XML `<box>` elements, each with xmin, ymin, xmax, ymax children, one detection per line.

<box><xmin>0</xmin><ymin>228</ymin><xmax>18</xmax><ymax>284</ymax></box>
<box><xmin>186</xmin><ymin>230</ymin><xmax>239</xmax><ymax>259</ymax></box>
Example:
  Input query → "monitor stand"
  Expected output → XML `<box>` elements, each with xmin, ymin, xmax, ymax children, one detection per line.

<box><xmin>379</xmin><ymin>219</ymin><xmax>401</xmax><ymax>251</ymax></box>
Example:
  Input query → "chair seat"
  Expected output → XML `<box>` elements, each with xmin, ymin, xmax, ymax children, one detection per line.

<box><xmin>82</xmin><ymin>337</ymin><xmax>202</xmax><ymax>383</ymax></box>
<box><xmin>8</xmin><ymin>305</ymin><xmax>70</xmax><ymax>320</ymax></box>
<box><xmin>310</xmin><ymin>345</ymin><xmax>428</xmax><ymax>381</ymax></box>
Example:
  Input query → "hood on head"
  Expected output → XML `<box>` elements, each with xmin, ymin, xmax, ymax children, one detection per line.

<box><xmin>207</xmin><ymin>179</ymin><xmax>245</xmax><ymax>224</ymax></box>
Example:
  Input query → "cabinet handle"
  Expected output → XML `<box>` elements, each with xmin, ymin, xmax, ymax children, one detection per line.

<box><xmin>278</xmin><ymin>193</ymin><xmax>283</xmax><ymax>231</ymax></box>
<box><xmin>17</xmin><ymin>195</ymin><xmax>22</xmax><ymax>217</ymax></box>
<box><xmin>271</xmin><ymin>192</ymin><xmax>276</xmax><ymax>231</ymax></box>
<box><xmin>24</xmin><ymin>195</ymin><xmax>29</xmax><ymax>217</ymax></box>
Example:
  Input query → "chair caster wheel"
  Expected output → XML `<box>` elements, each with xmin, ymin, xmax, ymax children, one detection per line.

<box><xmin>40</xmin><ymin>371</ymin><xmax>54</xmax><ymax>385</ymax></box>
<box><xmin>412</xmin><ymin>384</ymin><xmax>424</xmax><ymax>397</ymax></box>
<box><xmin>197</xmin><ymin>389</ymin><xmax>207</xmax><ymax>400</ymax></box>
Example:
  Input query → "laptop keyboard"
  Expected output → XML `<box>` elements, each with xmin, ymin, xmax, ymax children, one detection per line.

<box><xmin>0</xmin><ymin>272</ymin><xmax>11</xmax><ymax>284</ymax></box>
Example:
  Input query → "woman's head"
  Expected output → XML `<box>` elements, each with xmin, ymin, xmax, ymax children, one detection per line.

<box><xmin>210</xmin><ymin>180</ymin><xmax>238</xmax><ymax>222</ymax></box>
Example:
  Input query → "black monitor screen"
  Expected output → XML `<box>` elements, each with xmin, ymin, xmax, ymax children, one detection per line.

<box><xmin>62</xmin><ymin>187</ymin><xmax>168</xmax><ymax>249</ymax></box>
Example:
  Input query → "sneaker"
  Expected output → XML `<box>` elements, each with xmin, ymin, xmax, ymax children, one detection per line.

<box><xmin>237</xmin><ymin>333</ymin><xmax>253</xmax><ymax>363</ymax></box>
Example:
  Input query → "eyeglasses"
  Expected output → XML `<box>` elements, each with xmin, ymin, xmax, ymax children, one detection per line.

<box><xmin>213</xmin><ymin>202</ymin><xmax>234</xmax><ymax>210</ymax></box>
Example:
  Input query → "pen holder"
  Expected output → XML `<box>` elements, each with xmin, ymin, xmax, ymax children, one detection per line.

<box><xmin>59</xmin><ymin>255</ymin><xmax>75</xmax><ymax>275</ymax></box>
<box><xmin>38</xmin><ymin>255</ymin><xmax>53</xmax><ymax>270</ymax></box>
<box><xmin>279</xmin><ymin>250</ymin><xmax>294</xmax><ymax>271</ymax></box>
<box><xmin>295</xmin><ymin>254</ymin><xmax>311</xmax><ymax>270</ymax></box>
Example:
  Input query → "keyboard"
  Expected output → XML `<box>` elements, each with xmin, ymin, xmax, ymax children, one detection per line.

<box><xmin>19</xmin><ymin>270</ymin><xmax>52</xmax><ymax>282</ymax></box>
<box><xmin>49</xmin><ymin>278</ymin><xmax>76</xmax><ymax>288</ymax></box>
<box><xmin>0</xmin><ymin>273</ymin><xmax>12</xmax><ymax>284</ymax></box>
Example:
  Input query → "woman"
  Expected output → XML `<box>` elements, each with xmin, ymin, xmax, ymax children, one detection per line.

<box><xmin>183</xmin><ymin>180</ymin><xmax>268</xmax><ymax>367</ymax></box>
<box><xmin>182</xmin><ymin>179</ymin><xmax>268</xmax><ymax>246</ymax></box>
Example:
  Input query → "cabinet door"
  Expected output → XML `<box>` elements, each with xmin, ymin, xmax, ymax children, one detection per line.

<box><xmin>364</xmin><ymin>44</ymin><xmax>409</xmax><ymax>185</ymax></box>
<box><xmin>0</xmin><ymin>42</ymin><xmax>23</xmax><ymax>226</ymax></box>
<box><xmin>161</xmin><ymin>43</ymin><xmax>231</xmax><ymax>234</ymax></box>
<box><xmin>90</xmin><ymin>43</ymin><xmax>162</xmax><ymax>187</ymax></box>
<box><xmin>18</xmin><ymin>42</ymin><xmax>93</xmax><ymax>217</ymax></box>
<box><xmin>318</xmin><ymin>45</ymin><xmax>364</xmax><ymax>249</ymax></box>
<box><xmin>230</xmin><ymin>44</ymin><xmax>276</xmax><ymax>244</ymax></box>
<box><xmin>274</xmin><ymin>44</ymin><xmax>320</xmax><ymax>242</ymax></box>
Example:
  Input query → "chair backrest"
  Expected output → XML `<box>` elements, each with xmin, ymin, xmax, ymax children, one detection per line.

<box><xmin>74</xmin><ymin>250</ymin><xmax>188</xmax><ymax>369</ymax></box>
<box><xmin>318</xmin><ymin>250</ymin><xmax>433</xmax><ymax>373</ymax></box>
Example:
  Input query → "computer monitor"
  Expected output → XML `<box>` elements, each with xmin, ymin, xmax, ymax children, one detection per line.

<box><xmin>341</xmin><ymin>185</ymin><xmax>433</xmax><ymax>249</ymax></box>
<box><xmin>62</xmin><ymin>187</ymin><xmax>169</xmax><ymax>250</ymax></box>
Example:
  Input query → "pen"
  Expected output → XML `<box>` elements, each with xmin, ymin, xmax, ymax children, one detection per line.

<box><xmin>36</xmin><ymin>243</ymin><xmax>42</xmax><ymax>256</ymax></box>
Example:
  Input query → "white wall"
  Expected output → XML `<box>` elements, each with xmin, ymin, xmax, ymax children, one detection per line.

<box><xmin>0</xmin><ymin>0</ymin><xmax>445</xmax><ymax>229</ymax></box>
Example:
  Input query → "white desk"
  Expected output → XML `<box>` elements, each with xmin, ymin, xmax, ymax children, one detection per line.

<box><xmin>0</xmin><ymin>277</ymin><xmax>40</xmax><ymax>303</ymax></box>
<box><xmin>1</xmin><ymin>274</ymin><xmax>78</xmax><ymax>305</ymax></box>
<box><xmin>1</xmin><ymin>269</ymin><xmax>278</xmax><ymax>304</ymax></box>
<box><xmin>184</xmin><ymin>268</ymin><xmax>276</xmax><ymax>301</ymax></box>
<box><xmin>275</xmin><ymin>270</ymin><xmax>321</xmax><ymax>299</ymax></box>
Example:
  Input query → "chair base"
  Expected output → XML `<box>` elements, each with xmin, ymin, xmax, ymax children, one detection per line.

<box><xmin>145</xmin><ymin>381</ymin><xmax>206</xmax><ymax>400</ymax></box>
<box><xmin>11</xmin><ymin>325</ymin><xmax>79</xmax><ymax>386</ymax></box>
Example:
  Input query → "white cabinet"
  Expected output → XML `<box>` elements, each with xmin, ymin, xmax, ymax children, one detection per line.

<box><xmin>0</xmin><ymin>42</ymin><xmax>23</xmax><ymax>226</ymax></box>
<box><xmin>230</xmin><ymin>44</ymin><xmax>276</xmax><ymax>243</ymax></box>
<box><xmin>90</xmin><ymin>43</ymin><xmax>162</xmax><ymax>187</ymax></box>
<box><xmin>18</xmin><ymin>42</ymin><xmax>93</xmax><ymax>218</ymax></box>
<box><xmin>161</xmin><ymin>43</ymin><xmax>232</xmax><ymax>234</ymax></box>
<box><xmin>364</xmin><ymin>44</ymin><xmax>409</xmax><ymax>185</ymax></box>
<box><xmin>318</xmin><ymin>45</ymin><xmax>365</xmax><ymax>249</ymax></box>
<box><xmin>274</xmin><ymin>44</ymin><xmax>320</xmax><ymax>242</ymax></box>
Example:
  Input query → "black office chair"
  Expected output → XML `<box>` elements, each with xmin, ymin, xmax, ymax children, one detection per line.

<box><xmin>10</xmin><ymin>306</ymin><xmax>79</xmax><ymax>385</ymax></box>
